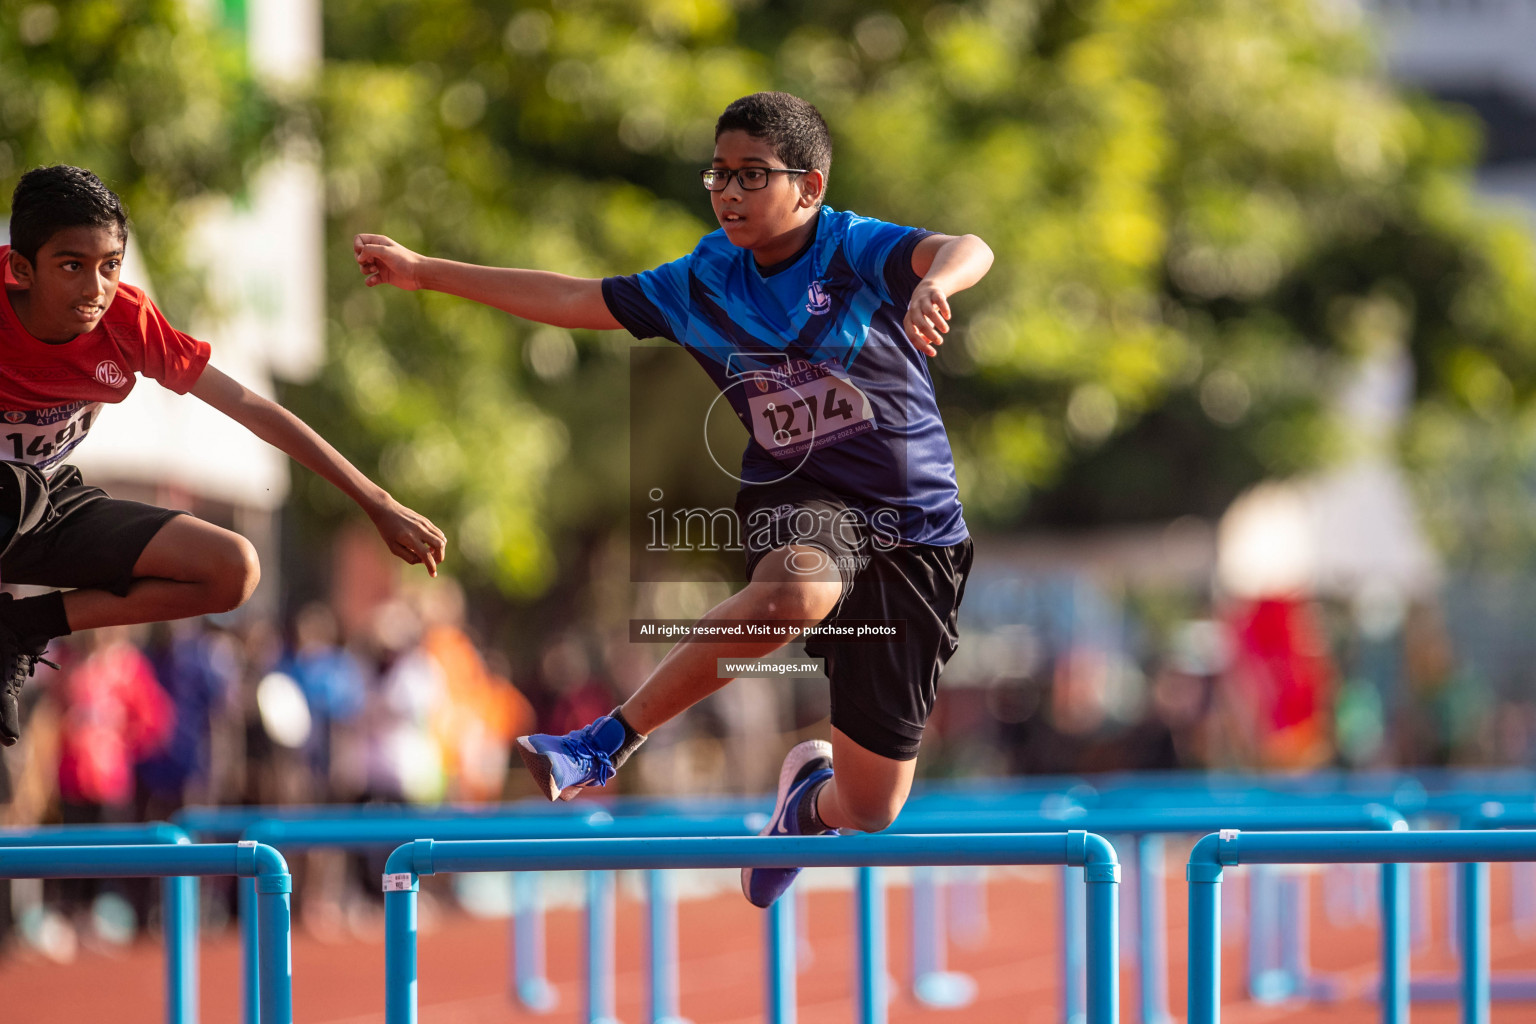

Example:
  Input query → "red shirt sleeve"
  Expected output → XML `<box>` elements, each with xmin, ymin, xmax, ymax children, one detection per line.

<box><xmin>135</xmin><ymin>295</ymin><xmax>212</xmax><ymax>394</ymax></box>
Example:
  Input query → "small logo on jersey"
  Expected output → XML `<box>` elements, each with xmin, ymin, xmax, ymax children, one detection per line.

<box><xmin>95</xmin><ymin>361</ymin><xmax>127</xmax><ymax>388</ymax></box>
<box><xmin>3</xmin><ymin>412</ymin><xmax>24</xmax><ymax>424</ymax></box>
<box><xmin>754</xmin><ymin>374</ymin><xmax>771</xmax><ymax>393</ymax></box>
<box><xmin>806</xmin><ymin>281</ymin><xmax>831</xmax><ymax>315</ymax></box>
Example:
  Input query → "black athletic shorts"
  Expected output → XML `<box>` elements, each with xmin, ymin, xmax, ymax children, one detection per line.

<box><xmin>0</xmin><ymin>463</ymin><xmax>184</xmax><ymax>597</ymax></box>
<box><xmin>735</xmin><ymin>478</ymin><xmax>974</xmax><ymax>761</ymax></box>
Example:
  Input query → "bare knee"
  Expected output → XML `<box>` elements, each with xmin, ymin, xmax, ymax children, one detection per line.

<box><xmin>753</xmin><ymin>579</ymin><xmax>840</xmax><ymax>623</ymax></box>
<box><xmin>836</xmin><ymin>793</ymin><xmax>903</xmax><ymax>834</ymax></box>
<box><xmin>207</xmin><ymin>534</ymin><xmax>261</xmax><ymax>611</ymax></box>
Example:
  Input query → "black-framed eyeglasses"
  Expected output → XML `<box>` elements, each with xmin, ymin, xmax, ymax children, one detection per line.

<box><xmin>700</xmin><ymin>166</ymin><xmax>808</xmax><ymax>192</ymax></box>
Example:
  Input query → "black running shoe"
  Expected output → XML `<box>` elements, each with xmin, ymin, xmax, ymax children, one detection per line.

<box><xmin>0</xmin><ymin>619</ymin><xmax>55</xmax><ymax>746</ymax></box>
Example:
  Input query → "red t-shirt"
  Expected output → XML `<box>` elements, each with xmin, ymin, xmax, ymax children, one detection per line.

<box><xmin>0</xmin><ymin>244</ymin><xmax>211</xmax><ymax>477</ymax></box>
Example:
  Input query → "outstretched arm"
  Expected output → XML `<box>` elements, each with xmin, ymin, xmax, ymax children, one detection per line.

<box><xmin>190</xmin><ymin>365</ymin><xmax>447</xmax><ymax>575</ymax></box>
<box><xmin>354</xmin><ymin>233</ymin><xmax>622</xmax><ymax>331</ymax></box>
<box><xmin>904</xmin><ymin>233</ymin><xmax>994</xmax><ymax>358</ymax></box>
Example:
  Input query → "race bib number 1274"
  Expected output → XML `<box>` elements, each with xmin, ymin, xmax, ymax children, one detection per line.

<box><xmin>746</xmin><ymin>361</ymin><xmax>875</xmax><ymax>461</ymax></box>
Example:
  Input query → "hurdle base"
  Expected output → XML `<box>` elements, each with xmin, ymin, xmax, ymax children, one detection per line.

<box><xmin>1250</xmin><ymin>969</ymin><xmax>1345</xmax><ymax>1005</ymax></box>
<box><xmin>913</xmin><ymin>970</ymin><xmax>978</xmax><ymax>1008</ymax></box>
<box><xmin>517</xmin><ymin>978</ymin><xmax>559</xmax><ymax>1013</ymax></box>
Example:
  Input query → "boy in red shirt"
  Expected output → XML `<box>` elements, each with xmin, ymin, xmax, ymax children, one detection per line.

<box><xmin>0</xmin><ymin>165</ymin><xmax>447</xmax><ymax>745</ymax></box>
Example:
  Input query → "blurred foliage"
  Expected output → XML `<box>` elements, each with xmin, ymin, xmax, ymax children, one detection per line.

<box><xmin>302</xmin><ymin>0</ymin><xmax>1536</xmax><ymax>596</ymax></box>
<box><xmin>11</xmin><ymin>0</ymin><xmax>1536</xmax><ymax>597</ymax></box>
<box><xmin>0</xmin><ymin>0</ymin><xmax>273</xmax><ymax>319</ymax></box>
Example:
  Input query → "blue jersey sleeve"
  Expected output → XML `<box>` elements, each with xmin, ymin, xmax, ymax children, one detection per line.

<box><xmin>601</xmin><ymin>254</ymin><xmax>693</xmax><ymax>342</ymax></box>
<box><xmin>882</xmin><ymin>228</ymin><xmax>936</xmax><ymax>306</ymax></box>
<box><xmin>839</xmin><ymin>212</ymin><xmax>935</xmax><ymax>306</ymax></box>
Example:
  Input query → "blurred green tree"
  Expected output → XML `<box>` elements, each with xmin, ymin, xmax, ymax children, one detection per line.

<box><xmin>305</xmin><ymin>0</ymin><xmax>1536</xmax><ymax>602</ymax></box>
<box><xmin>0</xmin><ymin>0</ymin><xmax>273</xmax><ymax>319</ymax></box>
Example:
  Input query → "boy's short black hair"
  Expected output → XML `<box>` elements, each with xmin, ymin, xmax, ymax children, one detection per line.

<box><xmin>715</xmin><ymin>93</ymin><xmax>832</xmax><ymax>181</ymax></box>
<box><xmin>9</xmin><ymin>166</ymin><xmax>128</xmax><ymax>264</ymax></box>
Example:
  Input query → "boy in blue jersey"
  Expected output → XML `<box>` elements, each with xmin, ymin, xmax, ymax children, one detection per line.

<box><xmin>356</xmin><ymin>92</ymin><xmax>993</xmax><ymax>907</ymax></box>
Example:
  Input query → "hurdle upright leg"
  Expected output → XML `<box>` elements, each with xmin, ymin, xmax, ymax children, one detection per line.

<box><xmin>1186</xmin><ymin>855</ymin><xmax>1223</xmax><ymax>1024</ymax></box>
<box><xmin>512</xmin><ymin>871</ymin><xmax>557</xmax><ymax>1011</ymax></box>
<box><xmin>384</xmin><ymin>870</ymin><xmax>418</xmax><ymax>1024</ymax></box>
<box><xmin>1381</xmin><ymin>861</ymin><xmax>1408</xmax><ymax>1024</ymax></box>
<box><xmin>856</xmin><ymin>866</ymin><xmax>887</xmax><ymax>1024</ymax></box>
<box><xmin>910</xmin><ymin>866</ymin><xmax>977</xmax><ymax>1008</ymax></box>
<box><xmin>1461</xmin><ymin>861</ymin><xmax>1490</xmax><ymax>1024</ymax></box>
<box><xmin>766</xmin><ymin>889</ymin><xmax>796</xmax><ymax>1024</ymax></box>
<box><xmin>255</xmin><ymin>872</ymin><xmax>293</xmax><ymax>1024</ymax></box>
<box><xmin>1085</xmin><ymin>842</ymin><xmax>1121</xmax><ymax>1024</ymax></box>
<box><xmin>586</xmin><ymin>871</ymin><xmax>622</xmax><ymax>1024</ymax></box>
<box><xmin>645</xmin><ymin>870</ymin><xmax>690</xmax><ymax>1024</ymax></box>
<box><xmin>162</xmin><ymin>874</ymin><xmax>199</xmax><ymax>1024</ymax></box>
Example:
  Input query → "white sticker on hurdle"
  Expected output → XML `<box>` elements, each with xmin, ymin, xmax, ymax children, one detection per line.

<box><xmin>382</xmin><ymin>872</ymin><xmax>415</xmax><ymax>892</ymax></box>
<box><xmin>1219</xmin><ymin>829</ymin><xmax>1239</xmax><ymax>842</ymax></box>
<box><xmin>238</xmin><ymin>840</ymin><xmax>257</xmax><ymax>849</ymax></box>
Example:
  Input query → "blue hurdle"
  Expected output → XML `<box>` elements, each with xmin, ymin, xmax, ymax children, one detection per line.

<box><xmin>238</xmin><ymin>810</ymin><xmax>771</xmax><ymax>1024</ymax></box>
<box><xmin>238</xmin><ymin>802</ymin><xmax>1078</xmax><ymax>1024</ymax></box>
<box><xmin>206</xmin><ymin>791</ymin><xmax>1411</xmax><ymax>1024</ymax></box>
<box><xmin>1026</xmin><ymin>802</ymin><xmax>1405</xmax><ymax>1024</ymax></box>
<box><xmin>1403</xmin><ymin>802</ymin><xmax>1536</xmax><ymax>1004</ymax></box>
<box><xmin>1183</xmin><ymin>828</ymin><xmax>1536</xmax><ymax>1024</ymax></box>
<box><xmin>0</xmin><ymin>823</ymin><xmax>199</xmax><ymax>1024</ymax></box>
<box><xmin>381</xmin><ymin>831</ymin><xmax>1120</xmax><ymax>1024</ymax></box>
<box><xmin>223</xmin><ymin>792</ymin><xmax>1089</xmax><ymax>1024</ymax></box>
<box><xmin>0</xmin><ymin>842</ymin><xmax>293</xmax><ymax>1024</ymax></box>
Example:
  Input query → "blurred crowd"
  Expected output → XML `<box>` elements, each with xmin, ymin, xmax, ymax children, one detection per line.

<box><xmin>921</xmin><ymin>572</ymin><xmax>1536</xmax><ymax>782</ymax></box>
<box><xmin>0</xmin><ymin>580</ymin><xmax>539</xmax><ymax>831</ymax></box>
<box><xmin>0</xmin><ymin>576</ymin><xmax>570</xmax><ymax>961</ymax></box>
<box><xmin>2</xmin><ymin>560</ymin><xmax>1533</xmax><ymax>961</ymax></box>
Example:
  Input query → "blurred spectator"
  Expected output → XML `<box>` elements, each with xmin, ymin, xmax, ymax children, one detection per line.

<box><xmin>46</xmin><ymin>627</ymin><xmax>173</xmax><ymax>950</ymax></box>
<box><xmin>1222</xmin><ymin>597</ymin><xmax>1337</xmax><ymax>769</ymax></box>
<box><xmin>136</xmin><ymin>619</ymin><xmax>242</xmax><ymax>819</ymax></box>
<box><xmin>1147</xmin><ymin>663</ymin><xmax>1215</xmax><ymax>769</ymax></box>
<box><xmin>240</xmin><ymin>615</ymin><xmax>312</xmax><ymax>806</ymax></box>
<box><xmin>418</xmin><ymin>581</ymin><xmax>532</xmax><ymax>801</ymax></box>
<box><xmin>57</xmin><ymin>627</ymin><xmax>174</xmax><ymax>819</ymax></box>
<box><xmin>537</xmin><ymin>633</ymin><xmax>615</xmax><ymax>735</ymax></box>
<box><xmin>999</xmin><ymin>648</ymin><xmax>1181</xmax><ymax>775</ymax></box>
<box><xmin>278</xmin><ymin>603</ymin><xmax>368</xmax><ymax>798</ymax></box>
<box><xmin>364</xmin><ymin>599</ymin><xmax>446</xmax><ymax>804</ymax></box>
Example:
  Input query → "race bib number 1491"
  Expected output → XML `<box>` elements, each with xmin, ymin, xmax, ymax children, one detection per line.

<box><xmin>0</xmin><ymin>401</ymin><xmax>101</xmax><ymax>475</ymax></box>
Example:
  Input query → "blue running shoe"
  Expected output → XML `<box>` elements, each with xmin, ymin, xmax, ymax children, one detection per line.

<box><xmin>742</xmin><ymin>739</ymin><xmax>835</xmax><ymax>908</ymax></box>
<box><xmin>517</xmin><ymin>716</ymin><xmax>627</xmax><ymax>802</ymax></box>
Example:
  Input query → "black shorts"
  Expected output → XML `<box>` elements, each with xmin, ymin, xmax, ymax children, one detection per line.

<box><xmin>736</xmin><ymin>479</ymin><xmax>974</xmax><ymax>761</ymax></box>
<box><xmin>0</xmin><ymin>464</ymin><xmax>184</xmax><ymax>597</ymax></box>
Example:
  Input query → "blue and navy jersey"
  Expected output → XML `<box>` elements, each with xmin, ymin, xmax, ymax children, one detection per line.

<box><xmin>603</xmin><ymin>205</ymin><xmax>967</xmax><ymax>547</ymax></box>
